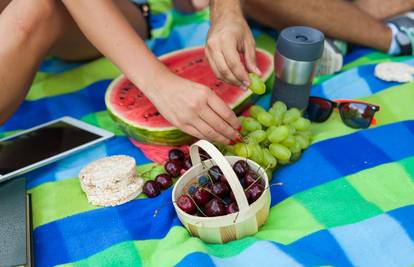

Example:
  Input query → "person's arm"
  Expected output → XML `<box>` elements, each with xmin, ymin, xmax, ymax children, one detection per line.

<box><xmin>206</xmin><ymin>0</ymin><xmax>260</xmax><ymax>87</ymax></box>
<box><xmin>62</xmin><ymin>0</ymin><xmax>240</xmax><ymax>144</ymax></box>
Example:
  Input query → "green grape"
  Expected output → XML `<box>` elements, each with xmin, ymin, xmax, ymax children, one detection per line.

<box><xmin>238</xmin><ymin>116</ymin><xmax>246</xmax><ymax>123</ymax></box>
<box><xmin>225</xmin><ymin>145</ymin><xmax>235</xmax><ymax>154</ymax></box>
<box><xmin>295</xmin><ymin>135</ymin><xmax>310</xmax><ymax>150</ymax></box>
<box><xmin>249</xmin><ymin>143</ymin><xmax>264</xmax><ymax>164</ymax></box>
<box><xmin>250</xmin><ymin>105</ymin><xmax>266</xmax><ymax>119</ymax></box>
<box><xmin>242</xmin><ymin>117</ymin><xmax>262</xmax><ymax>132</ymax></box>
<box><xmin>215</xmin><ymin>143</ymin><xmax>227</xmax><ymax>154</ymax></box>
<box><xmin>268</xmin><ymin>108</ymin><xmax>284</xmax><ymax>125</ymax></box>
<box><xmin>288</xmin><ymin>125</ymin><xmax>296</xmax><ymax>135</ymax></box>
<box><xmin>266</xmin><ymin>168</ymin><xmax>274</xmax><ymax>181</ymax></box>
<box><xmin>248</xmin><ymin>73</ymin><xmax>266</xmax><ymax>95</ymax></box>
<box><xmin>282</xmin><ymin>108</ymin><xmax>301</xmax><ymax>124</ymax></box>
<box><xmin>290</xmin><ymin>151</ymin><xmax>302</xmax><ymax>162</ymax></box>
<box><xmin>225</xmin><ymin>151</ymin><xmax>235</xmax><ymax>156</ymax></box>
<box><xmin>262</xmin><ymin>139</ymin><xmax>271</xmax><ymax>148</ymax></box>
<box><xmin>263</xmin><ymin>148</ymin><xmax>277</xmax><ymax>169</ymax></box>
<box><xmin>248</xmin><ymin>129</ymin><xmax>267</xmax><ymax>143</ymax></box>
<box><xmin>269</xmin><ymin>143</ymin><xmax>291</xmax><ymax>161</ymax></box>
<box><xmin>278</xmin><ymin>159</ymin><xmax>290</xmax><ymax>165</ymax></box>
<box><xmin>281</xmin><ymin>134</ymin><xmax>296</xmax><ymax>148</ymax></box>
<box><xmin>296</xmin><ymin>129</ymin><xmax>313</xmax><ymax>140</ymax></box>
<box><xmin>240</xmin><ymin>128</ymin><xmax>250</xmax><ymax>136</ymax></box>
<box><xmin>268</xmin><ymin>125</ymin><xmax>289</xmax><ymax>143</ymax></box>
<box><xmin>234</xmin><ymin>143</ymin><xmax>252</xmax><ymax>158</ymax></box>
<box><xmin>257</xmin><ymin>112</ymin><xmax>275</xmax><ymax>127</ymax></box>
<box><xmin>266</xmin><ymin>125</ymin><xmax>277</xmax><ymax>136</ymax></box>
<box><xmin>272</xmin><ymin>101</ymin><xmax>287</xmax><ymax>114</ymax></box>
<box><xmin>291</xmin><ymin>117</ymin><xmax>311</xmax><ymax>131</ymax></box>
<box><xmin>290</xmin><ymin>141</ymin><xmax>302</xmax><ymax>154</ymax></box>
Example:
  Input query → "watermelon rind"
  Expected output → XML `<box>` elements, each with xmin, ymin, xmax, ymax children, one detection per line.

<box><xmin>105</xmin><ymin>47</ymin><xmax>274</xmax><ymax>146</ymax></box>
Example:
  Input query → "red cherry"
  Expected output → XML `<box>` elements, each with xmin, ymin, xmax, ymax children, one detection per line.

<box><xmin>165</xmin><ymin>160</ymin><xmax>182</xmax><ymax>177</ymax></box>
<box><xmin>143</xmin><ymin>181</ymin><xmax>161</xmax><ymax>198</ymax></box>
<box><xmin>204</xmin><ymin>198</ymin><xmax>226</xmax><ymax>217</ymax></box>
<box><xmin>230</xmin><ymin>191</ymin><xmax>236</xmax><ymax>202</ymax></box>
<box><xmin>182</xmin><ymin>158</ymin><xmax>192</xmax><ymax>170</ymax></box>
<box><xmin>208</xmin><ymin>166</ymin><xmax>223</xmax><ymax>183</ymax></box>
<box><xmin>199</xmin><ymin>148</ymin><xmax>211</xmax><ymax>160</ymax></box>
<box><xmin>177</xmin><ymin>194</ymin><xmax>196</xmax><ymax>214</ymax></box>
<box><xmin>226</xmin><ymin>202</ymin><xmax>239</xmax><ymax>214</ymax></box>
<box><xmin>168</xmin><ymin>149</ymin><xmax>185</xmax><ymax>161</ymax></box>
<box><xmin>243</xmin><ymin>171</ymin><xmax>259</xmax><ymax>188</ymax></box>
<box><xmin>233</xmin><ymin>160</ymin><xmax>250</xmax><ymax>178</ymax></box>
<box><xmin>192</xmin><ymin>187</ymin><xmax>211</xmax><ymax>206</ymax></box>
<box><xmin>211</xmin><ymin>182</ymin><xmax>230</xmax><ymax>198</ymax></box>
<box><xmin>246</xmin><ymin>184</ymin><xmax>264</xmax><ymax>204</ymax></box>
<box><xmin>154</xmin><ymin>173</ymin><xmax>173</xmax><ymax>190</ymax></box>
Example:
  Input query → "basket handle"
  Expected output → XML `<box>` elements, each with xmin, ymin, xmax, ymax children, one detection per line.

<box><xmin>190</xmin><ymin>140</ymin><xmax>250</xmax><ymax>211</ymax></box>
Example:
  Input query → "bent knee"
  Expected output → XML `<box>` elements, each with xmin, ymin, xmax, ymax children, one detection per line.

<box><xmin>10</xmin><ymin>0</ymin><xmax>62</xmax><ymax>41</ymax></box>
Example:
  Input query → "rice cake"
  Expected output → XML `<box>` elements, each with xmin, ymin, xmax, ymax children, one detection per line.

<box><xmin>374</xmin><ymin>62</ymin><xmax>414</xmax><ymax>83</ymax></box>
<box><xmin>79</xmin><ymin>155</ymin><xmax>143</xmax><ymax>206</ymax></box>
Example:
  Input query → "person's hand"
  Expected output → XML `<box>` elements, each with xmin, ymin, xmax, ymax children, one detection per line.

<box><xmin>206</xmin><ymin>1</ymin><xmax>261</xmax><ymax>87</ymax></box>
<box><xmin>146</xmin><ymin>73</ymin><xmax>241</xmax><ymax>144</ymax></box>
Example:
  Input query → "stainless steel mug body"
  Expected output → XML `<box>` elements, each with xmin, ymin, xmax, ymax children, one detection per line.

<box><xmin>271</xmin><ymin>26</ymin><xmax>325</xmax><ymax>110</ymax></box>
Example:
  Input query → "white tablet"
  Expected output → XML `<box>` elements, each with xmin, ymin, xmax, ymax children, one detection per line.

<box><xmin>0</xmin><ymin>117</ymin><xmax>114</xmax><ymax>183</ymax></box>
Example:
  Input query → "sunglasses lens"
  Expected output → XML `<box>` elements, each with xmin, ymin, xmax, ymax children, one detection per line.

<box><xmin>306</xmin><ymin>97</ymin><xmax>333</xmax><ymax>122</ymax></box>
<box><xmin>340</xmin><ymin>102</ymin><xmax>376</xmax><ymax>128</ymax></box>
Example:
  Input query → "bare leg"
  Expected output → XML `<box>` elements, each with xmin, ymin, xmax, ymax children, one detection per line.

<box><xmin>0</xmin><ymin>0</ymin><xmax>147</xmax><ymax>124</ymax></box>
<box><xmin>243</xmin><ymin>0</ymin><xmax>393</xmax><ymax>52</ymax></box>
<box><xmin>353</xmin><ymin>0</ymin><xmax>414</xmax><ymax>20</ymax></box>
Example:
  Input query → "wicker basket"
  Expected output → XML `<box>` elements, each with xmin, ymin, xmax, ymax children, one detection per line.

<box><xmin>172</xmin><ymin>140</ymin><xmax>271</xmax><ymax>244</ymax></box>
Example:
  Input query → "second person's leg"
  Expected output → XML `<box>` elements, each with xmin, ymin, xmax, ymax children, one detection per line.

<box><xmin>242</xmin><ymin>0</ymin><xmax>392</xmax><ymax>52</ymax></box>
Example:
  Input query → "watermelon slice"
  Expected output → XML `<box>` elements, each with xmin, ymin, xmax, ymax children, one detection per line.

<box><xmin>105</xmin><ymin>47</ymin><xmax>273</xmax><ymax>145</ymax></box>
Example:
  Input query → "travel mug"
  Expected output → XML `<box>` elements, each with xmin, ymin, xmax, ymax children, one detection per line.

<box><xmin>270</xmin><ymin>26</ymin><xmax>325</xmax><ymax>110</ymax></box>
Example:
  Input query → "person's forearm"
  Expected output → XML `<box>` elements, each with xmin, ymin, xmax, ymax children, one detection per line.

<box><xmin>210</xmin><ymin>0</ymin><xmax>243</xmax><ymax>24</ymax></box>
<box><xmin>61</xmin><ymin>0</ymin><xmax>171</xmax><ymax>95</ymax></box>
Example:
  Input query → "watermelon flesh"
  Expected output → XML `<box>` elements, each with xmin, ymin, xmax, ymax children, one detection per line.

<box><xmin>105</xmin><ymin>47</ymin><xmax>274</xmax><ymax>146</ymax></box>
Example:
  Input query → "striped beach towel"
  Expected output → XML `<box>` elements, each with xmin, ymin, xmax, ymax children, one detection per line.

<box><xmin>1</xmin><ymin>1</ymin><xmax>414</xmax><ymax>266</ymax></box>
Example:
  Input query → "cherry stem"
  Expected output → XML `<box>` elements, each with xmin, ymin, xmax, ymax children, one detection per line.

<box><xmin>244</xmin><ymin>175</ymin><xmax>263</xmax><ymax>192</ymax></box>
<box><xmin>201</xmin><ymin>160</ymin><xmax>215</xmax><ymax>185</ymax></box>
<box><xmin>153</xmin><ymin>200</ymin><xmax>175</xmax><ymax>217</ymax></box>
<box><xmin>232</xmin><ymin>210</ymin><xmax>241</xmax><ymax>224</ymax></box>
<box><xmin>262</xmin><ymin>182</ymin><xmax>283</xmax><ymax>193</ymax></box>
<box><xmin>201</xmin><ymin>187</ymin><xmax>227</xmax><ymax>205</ymax></box>
<box><xmin>186</xmin><ymin>193</ymin><xmax>207</xmax><ymax>217</ymax></box>
<box><xmin>140</xmin><ymin>164</ymin><xmax>161</xmax><ymax>179</ymax></box>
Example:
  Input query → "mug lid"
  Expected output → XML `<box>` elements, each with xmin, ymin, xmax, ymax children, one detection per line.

<box><xmin>276</xmin><ymin>26</ymin><xmax>325</xmax><ymax>61</ymax></box>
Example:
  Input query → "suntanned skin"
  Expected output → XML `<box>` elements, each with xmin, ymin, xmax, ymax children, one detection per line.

<box><xmin>206</xmin><ymin>0</ymin><xmax>414</xmax><ymax>86</ymax></box>
<box><xmin>251</xmin><ymin>0</ymin><xmax>414</xmax><ymax>51</ymax></box>
<box><xmin>0</xmin><ymin>0</ymin><xmax>242</xmax><ymax>145</ymax></box>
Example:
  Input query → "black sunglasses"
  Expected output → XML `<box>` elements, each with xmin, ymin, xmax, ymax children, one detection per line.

<box><xmin>306</xmin><ymin>97</ymin><xmax>380</xmax><ymax>129</ymax></box>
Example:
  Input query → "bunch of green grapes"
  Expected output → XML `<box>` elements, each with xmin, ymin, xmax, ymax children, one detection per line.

<box><xmin>223</xmin><ymin>101</ymin><xmax>313</xmax><ymax>177</ymax></box>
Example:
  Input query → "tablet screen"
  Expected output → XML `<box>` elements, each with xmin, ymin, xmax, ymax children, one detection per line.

<box><xmin>0</xmin><ymin>121</ymin><xmax>101</xmax><ymax>176</ymax></box>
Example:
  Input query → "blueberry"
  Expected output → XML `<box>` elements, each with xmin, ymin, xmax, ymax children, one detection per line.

<box><xmin>198</xmin><ymin>176</ymin><xmax>209</xmax><ymax>186</ymax></box>
<box><xmin>188</xmin><ymin>184</ymin><xmax>198</xmax><ymax>195</ymax></box>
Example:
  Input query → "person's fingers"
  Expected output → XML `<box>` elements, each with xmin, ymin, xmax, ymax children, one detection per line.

<box><xmin>207</xmin><ymin>93</ymin><xmax>241</xmax><ymax>130</ymax></box>
<box><xmin>192</xmin><ymin>118</ymin><xmax>231</xmax><ymax>144</ymax></box>
<box><xmin>209</xmin><ymin>48</ymin><xmax>241</xmax><ymax>86</ymax></box>
<box><xmin>205</xmin><ymin>48</ymin><xmax>222</xmax><ymax>81</ymax></box>
<box><xmin>244</xmin><ymin>39</ymin><xmax>261</xmax><ymax>75</ymax></box>
<box><xmin>182</xmin><ymin>124</ymin><xmax>204</xmax><ymax>140</ymax></box>
<box><xmin>199</xmin><ymin>106</ymin><xmax>239</xmax><ymax>141</ymax></box>
<box><xmin>222</xmin><ymin>40</ymin><xmax>250</xmax><ymax>86</ymax></box>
